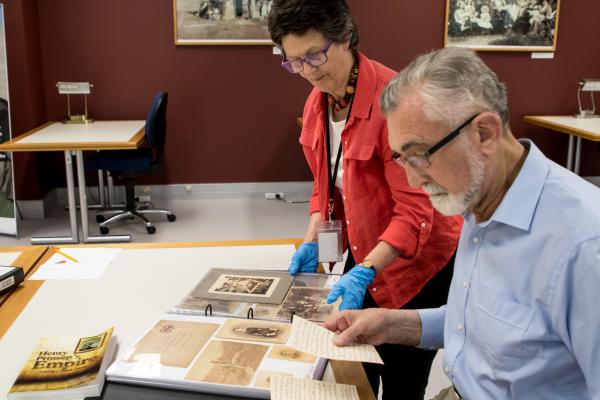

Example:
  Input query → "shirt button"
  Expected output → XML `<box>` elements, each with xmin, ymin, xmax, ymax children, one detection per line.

<box><xmin>372</xmin><ymin>287</ymin><xmax>377</xmax><ymax>292</ymax></box>
<box><xmin>346</xmin><ymin>220</ymin><xmax>350</xmax><ymax>225</ymax></box>
<box><xmin>462</xmin><ymin>281</ymin><xmax>469</xmax><ymax>288</ymax></box>
<box><xmin>421</xmin><ymin>222</ymin><xmax>427</xmax><ymax>228</ymax></box>
<box><xmin>457</xmin><ymin>323</ymin><xmax>464</xmax><ymax>332</ymax></box>
<box><xmin>444</xmin><ymin>366</ymin><xmax>450</xmax><ymax>374</ymax></box>
<box><xmin>343</xmin><ymin>195</ymin><xmax>347</xmax><ymax>200</ymax></box>
<box><xmin>352</xmin><ymin>246</ymin><xmax>357</xmax><ymax>251</ymax></box>
<box><xmin>472</xmin><ymin>236</ymin><xmax>480</xmax><ymax>244</ymax></box>
<box><xmin>344</xmin><ymin>140</ymin><xmax>348</xmax><ymax>145</ymax></box>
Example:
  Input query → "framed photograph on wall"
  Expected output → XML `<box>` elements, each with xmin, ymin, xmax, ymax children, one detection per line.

<box><xmin>173</xmin><ymin>0</ymin><xmax>273</xmax><ymax>45</ymax></box>
<box><xmin>444</xmin><ymin>0</ymin><xmax>561</xmax><ymax>51</ymax></box>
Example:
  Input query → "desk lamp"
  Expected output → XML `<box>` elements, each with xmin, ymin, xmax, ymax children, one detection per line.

<box><xmin>575</xmin><ymin>79</ymin><xmax>600</xmax><ymax>118</ymax></box>
<box><xmin>56</xmin><ymin>81</ymin><xmax>94</xmax><ymax>124</ymax></box>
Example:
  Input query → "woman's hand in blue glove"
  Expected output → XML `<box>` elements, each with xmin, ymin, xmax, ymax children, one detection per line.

<box><xmin>327</xmin><ymin>265</ymin><xmax>375</xmax><ymax>310</ymax></box>
<box><xmin>288</xmin><ymin>242</ymin><xmax>319</xmax><ymax>276</ymax></box>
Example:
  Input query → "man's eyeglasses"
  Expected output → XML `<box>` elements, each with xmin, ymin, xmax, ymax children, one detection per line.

<box><xmin>280</xmin><ymin>41</ymin><xmax>333</xmax><ymax>74</ymax></box>
<box><xmin>392</xmin><ymin>114</ymin><xmax>479</xmax><ymax>169</ymax></box>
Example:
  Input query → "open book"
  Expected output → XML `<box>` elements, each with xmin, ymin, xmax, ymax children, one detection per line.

<box><xmin>106</xmin><ymin>314</ymin><xmax>327</xmax><ymax>399</ymax></box>
<box><xmin>107</xmin><ymin>269</ymin><xmax>342</xmax><ymax>399</ymax></box>
<box><xmin>8</xmin><ymin>327</ymin><xmax>116</xmax><ymax>399</ymax></box>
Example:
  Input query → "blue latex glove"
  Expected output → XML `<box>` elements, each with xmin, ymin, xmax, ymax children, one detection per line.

<box><xmin>327</xmin><ymin>265</ymin><xmax>375</xmax><ymax>310</ymax></box>
<box><xmin>288</xmin><ymin>242</ymin><xmax>319</xmax><ymax>276</ymax></box>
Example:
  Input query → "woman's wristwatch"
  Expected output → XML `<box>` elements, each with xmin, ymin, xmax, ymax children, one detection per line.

<box><xmin>360</xmin><ymin>260</ymin><xmax>377</xmax><ymax>275</ymax></box>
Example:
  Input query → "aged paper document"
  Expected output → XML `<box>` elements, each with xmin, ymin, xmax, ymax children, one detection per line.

<box><xmin>126</xmin><ymin>320</ymin><xmax>219</xmax><ymax>368</ymax></box>
<box><xmin>287</xmin><ymin>316</ymin><xmax>383</xmax><ymax>364</ymax></box>
<box><xmin>270</xmin><ymin>376</ymin><xmax>359</xmax><ymax>400</ymax></box>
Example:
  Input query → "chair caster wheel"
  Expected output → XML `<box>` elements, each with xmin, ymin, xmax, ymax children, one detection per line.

<box><xmin>146</xmin><ymin>226</ymin><xmax>156</xmax><ymax>234</ymax></box>
<box><xmin>167</xmin><ymin>214</ymin><xmax>176</xmax><ymax>222</ymax></box>
<box><xmin>96</xmin><ymin>215</ymin><xmax>105</xmax><ymax>223</ymax></box>
<box><xmin>100</xmin><ymin>226</ymin><xmax>110</xmax><ymax>235</ymax></box>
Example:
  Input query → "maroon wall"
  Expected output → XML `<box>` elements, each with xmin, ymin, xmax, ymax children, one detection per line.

<box><xmin>6</xmin><ymin>1</ymin><xmax>600</xmax><ymax>200</ymax></box>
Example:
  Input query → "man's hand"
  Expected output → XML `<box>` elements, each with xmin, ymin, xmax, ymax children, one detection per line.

<box><xmin>326</xmin><ymin>265</ymin><xmax>375</xmax><ymax>310</ymax></box>
<box><xmin>288</xmin><ymin>242</ymin><xmax>319</xmax><ymax>276</ymax></box>
<box><xmin>323</xmin><ymin>308</ymin><xmax>423</xmax><ymax>347</ymax></box>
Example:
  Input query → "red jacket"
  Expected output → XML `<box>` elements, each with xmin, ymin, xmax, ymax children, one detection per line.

<box><xmin>299</xmin><ymin>53</ymin><xmax>463</xmax><ymax>309</ymax></box>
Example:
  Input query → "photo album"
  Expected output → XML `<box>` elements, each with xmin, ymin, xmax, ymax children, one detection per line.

<box><xmin>106</xmin><ymin>269</ymin><xmax>341</xmax><ymax>398</ymax></box>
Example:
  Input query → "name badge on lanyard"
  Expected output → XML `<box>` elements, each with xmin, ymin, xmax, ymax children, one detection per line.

<box><xmin>317</xmin><ymin>92</ymin><xmax>354</xmax><ymax>263</ymax></box>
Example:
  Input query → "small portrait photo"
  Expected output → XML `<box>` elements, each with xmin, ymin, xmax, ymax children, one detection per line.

<box><xmin>208</xmin><ymin>274</ymin><xmax>280</xmax><ymax>298</ymax></box>
<box><xmin>267</xmin><ymin>345</ymin><xmax>317</xmax><ymax>364</ymax></box>
<box><xmin>217</xmin><ymin>318</ymin><xmax>291</xmax><ymax>344</ymax></box>
<box><xmin>75</xmin><ymin>332</ymin><xmax>106</xmax><ymax>353</ymax></box>
<box><xmin>445</xmin><ymin>0</ymin><xmax>560</xmax><ymax>51</ymax></box>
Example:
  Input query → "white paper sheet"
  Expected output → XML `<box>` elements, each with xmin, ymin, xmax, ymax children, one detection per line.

<box><xmin>28</xmin><ymin>248</ymin><xmax>122</xmax><ymax>280</ymax></box>
<box><xmin>270</xmin><ymin>376</ymin><xmax>359</xmax><ymax>400</ymax></box>
<box><xmin>0</xmin><ymin>252</ymin><xmax>21</xmax><ymax>267</ymax></box>
<box><xmin>287</xmin><ymin>316</ymin><xmax>383</xmax><ymax>364</ymax></box>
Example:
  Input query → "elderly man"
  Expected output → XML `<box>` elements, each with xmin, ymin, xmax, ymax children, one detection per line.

<box><xmin>324</xmin><ymin>47</ymin><xmax>600</xmax><ymax>399</ymax></box>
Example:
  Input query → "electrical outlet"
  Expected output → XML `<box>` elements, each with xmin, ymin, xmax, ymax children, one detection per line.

<box><xmin>138</xmin><ymin>195</ymin><xmax>151</xmax><ymax>202</ymax></box>
<box><xmin>185</xmin><ymin>185</ymin><xmax>192</xmax><ymax>192</ymax></box>
<box><xmin>265</xmin><ymin>192</ymin><xmax>285</xmax><ymax>200</ymax></box>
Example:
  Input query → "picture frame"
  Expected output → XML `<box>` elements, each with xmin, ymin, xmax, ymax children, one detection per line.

<box><xmin>173</xmin><ymin>0</ymin><xmax>273</xmax><ymax>45</ymax></box>
<box><xmin>444</xmin><ymin>0</ymin><xmax>561</xmax><ymax>52</ymax></box>
<box><xmin>193</xmin><ymin>269</ymin><xmax>293</xmax><ymax>304</ymax></box>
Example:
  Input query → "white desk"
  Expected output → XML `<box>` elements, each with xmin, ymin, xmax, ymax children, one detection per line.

<box><xmin>0</xmin><ymin>241</ymin><xmax>375</xmax><ymax>400</ymax></box>
<box><xmin>0</xmin><ymin>121</ymin><xmax>145</xmax><ymax>244</ymax></box>
<box><xmin>524</xmin><ymin>116</ymin><xmax>600</xmax><ymax>174</ymax></box>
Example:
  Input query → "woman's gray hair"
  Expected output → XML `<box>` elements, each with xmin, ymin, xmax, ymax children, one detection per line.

<box><xmin>380</xmin><ymin>47</ymin><xmax>509</xmax><ymax>130</ymax></box>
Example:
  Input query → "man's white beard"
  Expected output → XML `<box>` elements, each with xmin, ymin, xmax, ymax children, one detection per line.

<box><xmin>423</xmin><ymin>150</ymin><xmax>485</xmax><ymax>216</ymax></box>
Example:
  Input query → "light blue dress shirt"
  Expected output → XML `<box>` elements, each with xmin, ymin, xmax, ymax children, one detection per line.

<box><xmin>418</xmin><ymin>140</ymin><xmax>600</xmax><ymax>399</ymax></box>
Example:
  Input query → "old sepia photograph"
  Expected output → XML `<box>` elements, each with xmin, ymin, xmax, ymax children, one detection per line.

<box><xmin>194</xmin><ymin>269</ymin><xmax>293</xmax><ymax>304</ymax></box>
<box><xmin>186</xmin><ymin>340</ymin><xmax>268</xmax><ymax>386</ymax></box>
<box><xmin>276</xmin><ymin>287</ymin><xmax>337</xmax><ymax>323</ymax></box>
<box><xmin>267</xmin><ymin>345</ymin><xmax>317</xmax><ymax>364</ymax></box>
<box><xmin>209</xmin><ymin>274</ymin><xmax>279</xmax><ymax>297</ymax></box>
<box><xmin>173</xmin><ymin>0</ymin><xmax>272</xmax><ymax>45</ymax></box>
<box><xmin>217</xmin><ymin>318</ymin><xmax>291</xmax><ymax>344</ymax></box>
<box><xmin>445</xmin><ymin>0</ymin><xmax>560</xmax><ymax>51</ymax></box>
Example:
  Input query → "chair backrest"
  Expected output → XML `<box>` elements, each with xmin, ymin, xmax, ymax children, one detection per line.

<box><xmin>145</xmin><ymin>91</ymin><xmax>168</xmax><ymax>149</ymax></box>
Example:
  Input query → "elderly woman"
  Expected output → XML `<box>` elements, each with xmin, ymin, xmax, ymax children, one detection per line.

<box><xmin>268</xmin><ymin>1</ymin><xmax>462</xmax><ymax>398</ymax></box>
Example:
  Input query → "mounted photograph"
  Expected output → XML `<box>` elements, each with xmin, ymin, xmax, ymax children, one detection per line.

<box><xmin>444</xmin><ymin>0</ymin><xmax>560</xmax><ymax>51</ymax></box>
<box><xmin>193</xmin><ymin>269</ymin><xmax>293</xmax><ymax>304</ymax></box>
<box><xmin>173</xmin><ymin>0</ymin><xmax>273</xmax><ymax>45</ymax></box>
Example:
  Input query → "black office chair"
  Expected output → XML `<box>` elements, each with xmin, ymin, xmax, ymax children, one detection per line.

<box><xmin>86</xmin><ymin>91</ymin><xmax>176</xmax><ymax>234</ymax></box>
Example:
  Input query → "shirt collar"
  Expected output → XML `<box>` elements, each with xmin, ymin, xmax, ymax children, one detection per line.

<box><xmin>468</xmin><ymin>139</ymin><xmax>549</xmax><ymax>231</ymax></box>
<box><xmin>312</xmin><ymin>51</ymin><xmax>375</xmax><ymax>120</ymax></box>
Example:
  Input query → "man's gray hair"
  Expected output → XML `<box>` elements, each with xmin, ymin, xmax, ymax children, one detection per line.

<box><xmin>380</xmin><ymin>47</ymin><xmax>509</xmax><ymax>130</ymax></box>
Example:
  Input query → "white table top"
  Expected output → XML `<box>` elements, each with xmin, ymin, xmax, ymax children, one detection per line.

<box><xmin>0</xmin><ymin>244</ymin><xmax>296</xmax><ymax>398</ymax></box>
<box><xmin>524</xmin><ymin>115</ymin><xmax>600</xmax><ymax>141</ymax></box>
<box><xmin>0</xmin><ymin>120</ymin><xmax>146</xmax><ymax>151</ymax></box>
<box><xmin>18</xmin><ymin>121</ymin><xmax>145</xmax><ymax>144</ymax></box>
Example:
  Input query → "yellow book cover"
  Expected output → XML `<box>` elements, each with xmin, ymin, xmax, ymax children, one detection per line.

<box><xmin>9</xmin><ymin>327</ymin><xmax>115</xmax><ymax>396</ymax></box>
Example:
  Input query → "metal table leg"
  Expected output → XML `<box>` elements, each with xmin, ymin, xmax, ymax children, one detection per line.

<box><xmin>30</xmin><ymin>151</ymin><xmax>79</xmax><ymax>245</ymax></box>
<box><xmin>74</xmin><ymin>150</ymin><xmax>130</xmax><ymax>243</ymax></box>
<box><xmin>567</xmin><ymin>134</ymin><xmax>574</xmax><ymax>171</ymax></box>
<box><xmin>574</xmin><ymin>136</ymin><xmax>582</xmax><ymax>175</ymax></box>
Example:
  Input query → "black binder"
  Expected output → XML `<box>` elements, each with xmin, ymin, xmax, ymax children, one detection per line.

<box><xmin>0</xmin><ymin>265</ymin><xmax>24</xmax><ymax>296</ymax></box>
